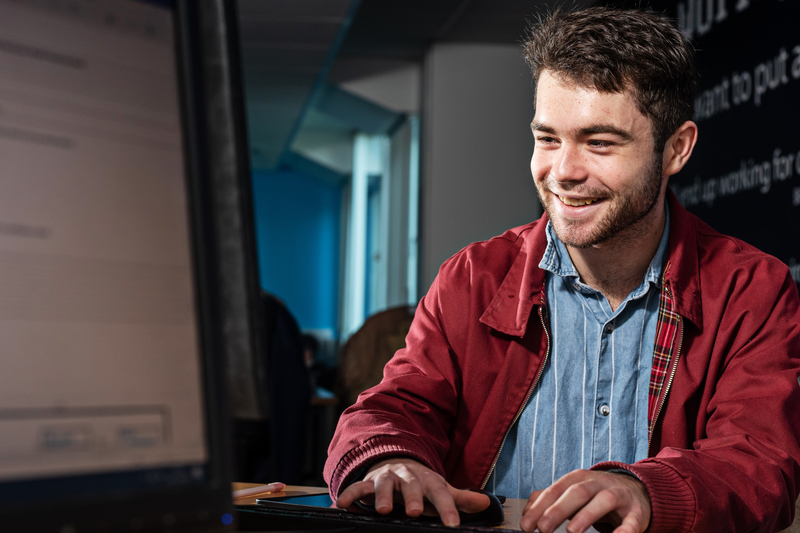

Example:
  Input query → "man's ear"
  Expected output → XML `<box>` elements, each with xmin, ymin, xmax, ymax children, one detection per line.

<box><xmin>662</xmin><ymin>121</ymin><xmax>698</xmax><ymax>177</ymax></box>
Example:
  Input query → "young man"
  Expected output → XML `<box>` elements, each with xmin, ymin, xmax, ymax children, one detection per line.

<box><xmin>324</xmin><ymin>8</ymin><xmax>800</xmax><ymax>533</ymax></box>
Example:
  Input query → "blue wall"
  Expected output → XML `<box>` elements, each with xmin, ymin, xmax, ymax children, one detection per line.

<box><xmin>251</xmin><ymin>169</ymin><xmax>341</xmax><ymax>334</ymax></box>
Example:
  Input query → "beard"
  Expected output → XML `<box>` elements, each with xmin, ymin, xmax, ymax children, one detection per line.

<box><xmin>536</xmin><ymin>154</ymin><xmax>664</xmax><ymax>249</ymax></box>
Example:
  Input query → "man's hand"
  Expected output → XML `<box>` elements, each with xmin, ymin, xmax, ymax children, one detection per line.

<box><xmin>334</xmin><ymin>457</ymin><xmax>490</xmax><ymax>527</ymax></box>
<box><xmin>519</xmin><ymin>470</ymin><xmax>651</xmax><ymax>533</ymax></box>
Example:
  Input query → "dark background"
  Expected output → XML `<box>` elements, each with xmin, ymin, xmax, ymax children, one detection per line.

<box><xmin>646</xmin><ymin>0</ymin><xmax>800</xmax><ymax>289</ymax></box>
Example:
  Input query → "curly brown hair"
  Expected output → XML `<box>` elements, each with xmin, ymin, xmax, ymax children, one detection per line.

<box><xmin>523</xmin><ymin>7</ymin><xmax>696</xmax><ymax>152</ymax></box>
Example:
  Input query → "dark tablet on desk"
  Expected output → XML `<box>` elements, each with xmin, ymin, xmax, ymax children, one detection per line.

<box><xmin>255</xmin><ymin>493</ymin><xmax>342</xmax><ymax>513</ymax></box>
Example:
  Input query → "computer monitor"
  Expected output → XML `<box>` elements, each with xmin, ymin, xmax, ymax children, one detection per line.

<box><xmin>0</xmin><ymin>0</ymin><xmax>259</xmax><ymax>531</ymax></box>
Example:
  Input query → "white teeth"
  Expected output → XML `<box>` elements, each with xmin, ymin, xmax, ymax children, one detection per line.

<box><xmin>559</xmin><ymin>195</ymin><xmax>599</xmax><ymax>206</ymax></box>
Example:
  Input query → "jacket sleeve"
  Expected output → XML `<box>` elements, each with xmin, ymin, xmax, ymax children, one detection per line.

<box><xmin>323</xmin><ymin>273</ymin><xmax>462</xmax><ymax>498</ymax></box>
<box><xmin>593</xmin><ymin>266</ymin><xmax>800</xmax><ymax>533</ymax></box>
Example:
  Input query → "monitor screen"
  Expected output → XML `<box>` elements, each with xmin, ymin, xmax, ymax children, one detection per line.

<box><xmin>0</xmin><ymin>0</ymin><xmax>243</xmax><ymax>530</ymax></box>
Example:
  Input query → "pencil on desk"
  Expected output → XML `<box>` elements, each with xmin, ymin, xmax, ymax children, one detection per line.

<box><xmin>232</xmin><ymin>482</ymin><xmax>286</xmax><ymax>499</ymax></box>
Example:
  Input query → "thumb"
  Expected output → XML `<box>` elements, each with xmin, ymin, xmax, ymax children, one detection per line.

<box><xmin>451</xmin><ymin>489</ymin><xmax>491</xmax><ymax>514</ymax></box>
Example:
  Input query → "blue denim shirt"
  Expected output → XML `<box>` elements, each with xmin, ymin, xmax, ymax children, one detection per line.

<box><xmin>488</xmin><ymin>206</ymin><xmax>670</xmax><ymax>498</ymax></box>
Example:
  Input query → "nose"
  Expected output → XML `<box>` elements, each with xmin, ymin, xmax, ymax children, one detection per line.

<box><xmin>548</xmin><ymin>143</ymin><xmax>588</xmax><ymax>184</ymax></box>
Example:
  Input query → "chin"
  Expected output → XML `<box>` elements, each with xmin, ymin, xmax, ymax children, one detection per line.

<box><xmin>549</xmin><ymin>220</ymin><xmax>599</xmax><ymax>248</ymax></box>
<box><xmin>554</xmin><ymin>232</ymin><xmax>600</xmax><ymax>249</ymax></box>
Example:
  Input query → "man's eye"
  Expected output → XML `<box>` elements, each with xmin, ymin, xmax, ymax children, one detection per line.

<box><xmin>536</xmin><ymin>136</ymin><xmax>558</xmax><ymax>144</ymax></box>
<box><xmin>589</xmin><ymin>140</ymin><xmax>613</xmax><ymax>148</ymax></box>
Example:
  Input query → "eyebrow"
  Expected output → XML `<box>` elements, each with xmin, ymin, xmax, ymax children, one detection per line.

<box><xmin>580</xmin><ymin>125</ymin><xmax>634</xmax><ymax>140</ymax></box>
<box><xmin>531</xmin><ymin>122</ymin><xmax>555</xmax><ymax>134</ymax></box>
<box><xmin>531</xmin><ymin>122</ymin><xmax>634</xmax><ymax>141</ymax></box>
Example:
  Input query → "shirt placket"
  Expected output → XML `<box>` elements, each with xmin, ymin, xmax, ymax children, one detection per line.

<box><xmin>586</xmin><ymin>294</ymin><xmax>614</xmax><ymax>466</ymax></box>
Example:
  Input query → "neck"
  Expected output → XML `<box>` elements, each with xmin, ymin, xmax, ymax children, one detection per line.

<box><xmin>566</xmin><ymin>199</ymin><xmax>667</xmax><ymax>312</ymax></box>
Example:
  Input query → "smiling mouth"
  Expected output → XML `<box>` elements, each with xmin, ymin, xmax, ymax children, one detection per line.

<box><xmin>558</xmin><ymin>195</ymin><xmax>601</xmax><ymax>206</ymax></box>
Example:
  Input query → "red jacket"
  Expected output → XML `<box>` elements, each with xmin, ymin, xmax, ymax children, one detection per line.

<box><xmin>325</xmin><ymin>192</ymin><xmax>800</xmax><ymax>533</ymax></box>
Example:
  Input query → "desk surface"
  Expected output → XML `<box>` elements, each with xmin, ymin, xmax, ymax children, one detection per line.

<box><xmin>232</xmin><ymin>483</ymin><xmax>527</xmax><ymax>530</ymax></box>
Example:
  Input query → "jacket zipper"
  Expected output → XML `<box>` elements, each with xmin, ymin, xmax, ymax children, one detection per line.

<box><xmin>646</xmin><ymin>285</ymin><xmax>684</xmax><ymax>457</ymax></box>
<box><xmin>481</xmin><ymin>305</ymin><xmax>551</xmax><ymax>489</ymax></box>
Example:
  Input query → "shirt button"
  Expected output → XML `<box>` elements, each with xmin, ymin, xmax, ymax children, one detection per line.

<box><xmin>599</xmin><ymin>404</ymin><xmax>611</xmax><ymax>416</ymax></box>
<box><xmin>605</xmin><ymin>324</ymin><xmax>614</xmax><ymax>334</ymax></box>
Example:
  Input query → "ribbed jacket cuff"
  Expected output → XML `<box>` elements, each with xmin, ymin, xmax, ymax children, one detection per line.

<box><xmin>328</xmin><ymin>436</ymin><xmax>437</xmax><ymax>498</ymax></box>
<box><xmin>593</xmin><ymin>460</ymin><xmax>695</xmax><ymax>533</ymax></box>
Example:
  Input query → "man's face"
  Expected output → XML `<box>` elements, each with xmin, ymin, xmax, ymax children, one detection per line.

<box><xmin>530</xmin><ymin>71</ymin><xmax>666</xmax><ymax>249</ymax></box>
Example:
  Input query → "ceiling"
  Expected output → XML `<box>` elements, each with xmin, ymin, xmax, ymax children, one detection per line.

<box><xmin>235</xmin><ymin>0</ymin><xmax>563</xmax><ymax>171</ymax></box>
<box><xmin>338</xmin><ymin>0</ymin><xmax>549</xmax><ymax>60</ymax></box>
<box><xmin>236</xmin><ymin>0</ymin><xmax>355</xmax><ymax>171</ymax></box>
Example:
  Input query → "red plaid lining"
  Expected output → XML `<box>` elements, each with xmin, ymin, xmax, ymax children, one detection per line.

<box><xmin>648</xmin><ymin>261</ymin><xmax>680</xmax><ymax>438</ymax></box>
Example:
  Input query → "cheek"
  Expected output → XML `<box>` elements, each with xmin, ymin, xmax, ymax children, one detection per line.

<box><xmin>602</xmin><ymin>160</ymin><xmax>650</xmax><ymax>191</ymax></box>
<box><xmin>530</xmin><ymin>151</ymin><xmax>549</xmax><ymax>182</ymax></box>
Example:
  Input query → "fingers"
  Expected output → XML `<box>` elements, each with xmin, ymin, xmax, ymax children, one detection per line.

<box><xmin>452</xmin><ymin>489</ymin><xmax>491</xmax><ymax>514</ymax></box>
<box><xmin>335</xmin><ymin>479</ymin><xmax>377</xmax><ymax>509</ymax></box>
<box><xmin>561</xmin><ymin>483</ymin><xmax>640</xmax><ymax>533</ymax></box>
<box><xmin>423</xmin><ymin>482</ymin><xmax>460</xmax><ymax>526</ymax></box>
<box><xmin>333</xmin><ymin>458</ymin><xmax>486</xmax><ymax>528</ymax></box>
<box><xmin>611</xmin><ymin>513</ymin><xmax>648</xmax><ymax>533</ymax></box>
<box><xmin>521</xmin><ymin>478</ymin><xmax>586</xmax><ymax>533</ymax></box>
<box><xmin>519</xmin><ymin>470</ymin><xmax>650</xmax><ymax>533</ymax></box>
<box><xmin>335</xmin><ymin>461</ymin><xmax>422</xmax><ymax>515</ymax></box>
<box><xmin>374</xmin><ymin>465</ymin><xmax>426</xmax><ymax>516</ymax></box>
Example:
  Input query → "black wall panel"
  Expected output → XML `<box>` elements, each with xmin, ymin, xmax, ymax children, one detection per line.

<box><xmin>650</xmin><ymin>0</ymin><xmax>800</xmax><ymax>289</ymax></box>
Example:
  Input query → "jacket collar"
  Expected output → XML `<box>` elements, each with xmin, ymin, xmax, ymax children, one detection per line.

<box><xmin>663</xmin><ymin>189</ymin><xmax>703</xmax><ymax>328</ymax></box>
<box><xmin>479</xmin><ymin>218</ymin><xmax>549</xmax><ymax>337</ymax></box>
<box><xmin>479</xmin><ymin>189</ymin><xmax>704</xmax><ymax>337</ymax></box>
